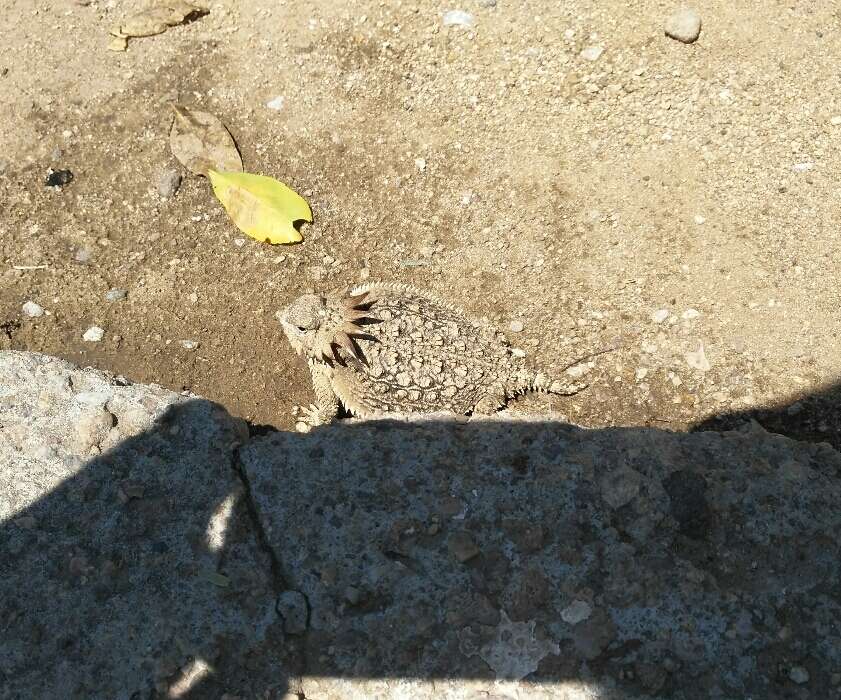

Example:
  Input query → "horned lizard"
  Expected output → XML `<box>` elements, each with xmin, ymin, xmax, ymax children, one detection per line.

<box><xmin>277</xmin><ymin>282</ymin><xmax>585</xmax><ymax>430</ymax></box>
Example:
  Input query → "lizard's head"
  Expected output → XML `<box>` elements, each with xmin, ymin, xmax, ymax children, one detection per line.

<box><xmin>278</xmin><ymin>287</ymin><xmax>379</xmax><ymax>365</ymax></box>
<box><xmin>276</xmin><ymin>293</ymin><xmax>329</xmax><ymax>357</ymax></box>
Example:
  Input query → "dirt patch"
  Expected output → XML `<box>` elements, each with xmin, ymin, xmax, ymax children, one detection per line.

<box><xmin>1</xmin><ymin>0</ymin><xmax>840</xmax><ymax>433</ymax></box>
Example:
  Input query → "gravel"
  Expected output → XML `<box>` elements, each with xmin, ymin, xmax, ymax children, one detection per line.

<box><xmin>22</xmin><ymin>301</ymin><xmax>44</xmax><ymax>318</ymax></box>
<box><xmin>579</xmin><ymin>46</ymin><xmax>604</xmax><ymax>61</ymax></box>
<box><xmin>158</xmin><ymin>169</ymin><xmax>182</xmax><ymax>199</ymax></box>
<box><xmin>442</xmin><ymin>10</ymin><xmax>475</xmax><ymax>28</ymax></box>
<box><xmin>509</xmin><ymin>320</ymin><xmax>524</xmax><ymax>333</ymax></box>
<box><xmin>105</xmin><ymin>288</ymin><xmax>127</xmax><ymax>302</ymax></box>
<box><xmin>74</xmin><ymin>247</ymin><xmax>92</xmax><ymax>264</ymax></box>
<box><xmin>561</xmin><ymin>600</ymin><xmax>593</xmax><ymax>625</ymax></box>
<box><xmin>685</xmin><ymin>342</ymin><xmax>711</xmax><ymax>371</ymax></box>
<box><xmin>789</xmin><ymin>666</ymin><xmax>810</xmax><ymax>684</ymax></box>
<box><xmin>276</xmin><ymin>590</ymin><xmax>308</xmax><ymax>634</ymax></box>
<box><xmin>82</xmin><ymin>326</ymin><xmax>105</xmax><ymax>342</ymax></box>
<box><xmin>664</xmin><ymin>8</ymin><xmax>702</xmax><ymax>43</ymax></box>
<box><xmin>266</xmin><ymin>95</ymin><xmax>285</xmax><ymax>111</ymax></box>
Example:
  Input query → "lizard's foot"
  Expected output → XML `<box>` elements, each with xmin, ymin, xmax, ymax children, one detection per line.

<box><xmin>473</xmin><ymin>386</ymin><xmax>507</xmax><ymax>416</ymax></box>
<box><xmin>294</xmin><ymin>403</ymin><xmax>334</xmax><ymax>433</ymax></box>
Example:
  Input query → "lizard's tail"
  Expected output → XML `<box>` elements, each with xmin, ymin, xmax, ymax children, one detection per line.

<box><xmin>505</xmin><ymin>369</ymin><xmax>587</xmax><ymax>398</ymax></box>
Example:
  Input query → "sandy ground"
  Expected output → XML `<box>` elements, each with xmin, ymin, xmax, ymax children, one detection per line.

<box><xmin>1</xmin><ymin>0</ymin><xmax>840</xmax><ymax>436</ymax></box>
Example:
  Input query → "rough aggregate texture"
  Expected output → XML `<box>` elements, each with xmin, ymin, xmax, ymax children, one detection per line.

<box><xmin>3</xmin><ymin>351</ymin><xmax>841</xmax><ymax>699</ymax></box>
<box><xmin>241</xmin><ymin>413</ymin><xmax>841</xmax><ymax>699</ymax></box>
<box><xmin>0</xmin><ymin>351</ymin><xmax>290</xmax><ymax>698</ymax></box>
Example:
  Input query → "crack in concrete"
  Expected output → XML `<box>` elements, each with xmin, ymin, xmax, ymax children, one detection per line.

<box><xmin>230</xmin><ymin>441</ymin><xmax>312</xmax><ymax>685</ymax></box>
<box><xmin>231</xmin><ymin>444</ymin><xmax>288</xmax><ymax>592</ymax></box>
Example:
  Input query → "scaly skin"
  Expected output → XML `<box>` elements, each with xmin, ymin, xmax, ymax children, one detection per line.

<box><xmin>278</xmin><ymin>282</ymin><xmax>585</xmax><ymax>429</ymax></box>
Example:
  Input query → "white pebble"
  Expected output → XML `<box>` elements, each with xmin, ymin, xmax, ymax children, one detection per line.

<box><xmin>442</xmin><ymin>10</ymin><xmax>475</xmax><ymax>27</ymax></box>
<box><xmin>414</xmin><ymin>158</ymin><xmax>427</xmax><ymax>172</ymax></box>
<box><xmin>685</xmin><ymin>342</ymin><xmax>711</xmax><ymax>372</ymax></box>
<box><xmin>105</xmin><ymin>288</ymin><xmax>127</xmax><ymax>302</ymax></box>
<box><xmin>682</xmin><ymin>308</ymin><xmax>700</xmax><ymax>320</ymax></box>
<box><xmin>792</xmin><ymin>162</ymin><xmax>814</xmax><ymax>172</ymax></box>
<box><xmin>180</xmin><ymin>340</ymin><xmax>200</xmax><ymax>350</ymax></box>
<box><xmin>830</xmin><ymin>116</ymin><xmax>841</xmax><ymax>126</ymax></box>
<box><xmin>664</xmin><ymin>8</ymin><xmax>701</xmax><ymax>43</ymax></box>
<box><xmin>234</xmin><ymin>238</ymin><xmax>246</xmax><ymax>247</ymax></box>
<box><xmin>580</xmin><ymin>46</ymin><xmax>604</xmax><ymax>61</ymax></box>
<box><xmin>652</xmin><ymin>309</ymin><xmax>670</xmax><ymax>324</ymax></box>
<box><xmin>565</xmin><ymin>363</ymin><xmax>591</xmax><ymax>379</ymax></box>
<box><xmin>635</xmin><ymin>368</ymin><xmax>649</xmax><ymax>381</ymax></box>
<box><xmin>561</xmin><ymin>600</ymin><xmax>592</xmax><ymax>625</ymax></box>
<box><xmin>509</xmin><ymin>320</ymin><xmax>524</xmax><ymax>333</ymax></box>
<box><xmin>266</xmin><ymin>95</ymin><xmax>285</xmax><ymax>110</ymax></box>
<box><xmin>789</xmin><ymin>666</ymin><xmax>809</xmax><ymax>684</ymax></box>
<box><xmin>83</xmin><ymin>326</ymin><xmax>105</xmax><ymax>343</ymax></box>
<box><xmin>693</xmin><ymin>214</ymin><xmax>706</xmax><ymax>225</ymax></box>
<box><xmin>511</xmin><ymin>347</ymin><xmax>526</xmax><ymax>358</ymax></box>
<box><xmin>22</xmin><ymin>301</ymin><xmax>45</xmax><ymax>318</ymax></box>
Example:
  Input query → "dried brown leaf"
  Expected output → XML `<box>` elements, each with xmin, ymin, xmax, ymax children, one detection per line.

<box><xmin>109</xmin><ymin>1</ymin><xmax>208</xmax><ymax>39</ymax></box>
<box><xmin>169</xmin><ymin>105</ymin><xmax>243</xmax><ymax>176</ymax></box>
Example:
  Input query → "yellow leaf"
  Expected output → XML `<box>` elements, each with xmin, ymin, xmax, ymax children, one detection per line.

<box><xmin>208</xmin><ymin>170</ymin><xmax>312</xmax><ymax>244</ymax></box>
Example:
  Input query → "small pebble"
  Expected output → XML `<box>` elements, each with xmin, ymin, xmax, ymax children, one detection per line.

<box><xmin>234</xmin><ymin>238</ymin><xmax>246</xmax><ymax>247</ymax></box>
<box><xmin>83</xmin><ymin>326</ymin><xmax>105</xmax><ymax>343</ymax></box>
<box><xmin>693</xmin><ymin>214</ymin><xmax>706</xmax><ymax>225</ymax></box>
<box><xmin>685</xmin><ymin>342</ymin><xmax>711</xmax><ymax>372</ymax></box>
<box><xmin>511</xmin><ymin>347</ymin><xmax>526</xmax><ymax>358</ymax></box>
<box><xmin>74</xmin><ymin>247</ymin><xmax>92</xmax><ymax>264</ymax></box>
<box><xmin>664</xmin><ymin>8</ymin><xmax>701</xmax><ymax>43</ymax></box>
<box><xmin>561</xmin><ymin>600</ymin><xmax>592</xmax><ymax>625</ymax></box>
<box><xmin>45</xmin><ymin>168</ymin><xmax>73</xmax><ymax>187</ymax></box>
<box><xmin>478</xmin><ymin>0</ymin><xmax>497</xmax><ymax>6</ymax></box>
<box><xmin>105</xmin><ymin>288</ymin><xmax>127</xmax><ymax>302</ymax></box>
<box><xmin>448</xmin><ymin>531</ymin><xmax>480</xmax><ymax>562</ymax></box>
<box><xmin>831</xmin><ymin>116</ymin><xmax>841</xmax><ymax>126</ymax></box>
<box><xmin>179</xmin><ymin>340</ymin><xmax>200</xmax><ymax>350</ymax></box>
<box><xmin>442</xmin><ymin>10</ymin><xmax>475</xmax><ymax>27</ymax></box>
<box><xmin>580</xmin><ymin>46</ymin><xmax>604</xmax><ymax>61</ymax></box>
<box><xmin>792</xmin><ymin>162</ymin><xmax>814</xmax><ymax>172</ymax></box>
<box><xmin>22</xmin><ymin>301</ymin><xmax>45</xmax><ymax>318</ymax></box>
<box><xmin>600</xmin><ymin>467</ymin><xmax>642</xmax><ymax>509</ymax></box>
<box><xmin>266</xmin><ymin>95</ymin><xmax>285</xmax><ymax>110</ymax></box>
<box><xmin>414</xmin><ymin>158</ymin><xmax>427</xmax><ymax>172</ymax></box>
<box><xmin>789</xmin><ymin>666</ymin><xmax>809</xmax><ymax>684</ymax></box>
<box><xmin>509</xmin><ymin>320</ymin><xmax>524</xmax><ymax>333</ymax></box>
<box><xmin>158</xmin><ymin>169</ymin><xmax>182</xmax><ymax>199</ymax></box>
<box><xmin>682</xmin><ymin>308</ymin><xmax>700</xmax><ymax>320</ymax></box>
<box><xmin>276</xmin><ymin>590</ymin><xmax>308</xmax><ymax>634</ymax></box>
<box><xmin>652</xmin><ymin>309</ymin><xmax>670</xmax><ymax>323</ymax></box>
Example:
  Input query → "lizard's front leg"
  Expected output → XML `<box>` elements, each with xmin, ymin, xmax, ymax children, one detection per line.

<box><xmin>295</xmin><ymin>362</ymin><xmax>341</xmax><ymax>432</ymax></box>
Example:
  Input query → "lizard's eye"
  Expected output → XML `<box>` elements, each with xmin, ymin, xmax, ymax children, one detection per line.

<box><xmin>296</xmin><ymin>326</ymin><xmax>308</xmax><ymax>332</ymax></box>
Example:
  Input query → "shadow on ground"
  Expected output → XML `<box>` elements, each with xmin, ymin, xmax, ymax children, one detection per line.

<box><xmin>2</xmin><ymin>383</ymin><xmax>841</xmax><ymax>698</ymax></box>
<box><xmin>693</xmin><ymin>380</ymin><xmax>841</xmax><ymax>451</ymax></box>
